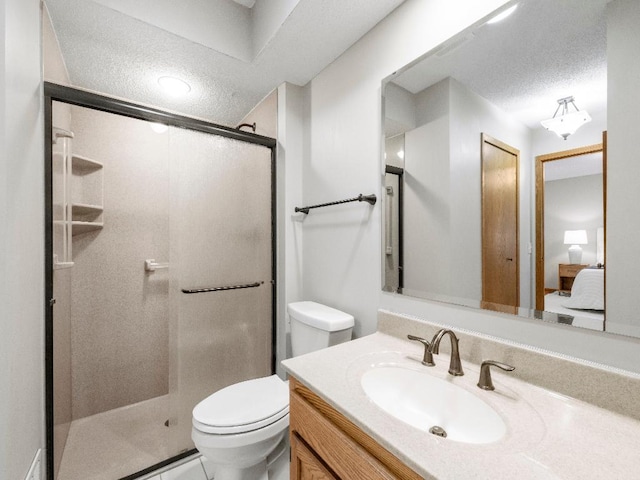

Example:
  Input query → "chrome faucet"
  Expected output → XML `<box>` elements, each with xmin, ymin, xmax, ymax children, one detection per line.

<box><xmin>430</xmin><ymin>329</ymin><xmax>464</xmax><ymax>376</ymax></box>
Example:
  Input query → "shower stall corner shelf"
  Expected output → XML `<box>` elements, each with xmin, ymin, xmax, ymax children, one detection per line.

<box><xmin>72</xmin><ymin>203</ymin><xmax>104</xmax><ymax>216</ymax></box>
<box><xmin>71</xmin><ymin>153</ymin><xmax>104</xmax><ymax>237</ymax></box>
<box><xmin>72</xmin><ymin>154</ymin><xmax>103</xmax><ymax>171</ymax></box>
<box><xmin>71</xmin><ymin>221</ymin><xmax>104</xmax><ymax>236</ymax></box>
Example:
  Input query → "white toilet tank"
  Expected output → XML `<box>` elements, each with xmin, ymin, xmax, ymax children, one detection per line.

<box><xmin>288</xmin><ymin>301</ymin><xmax>354</xmax><ymax>357</ymax></box>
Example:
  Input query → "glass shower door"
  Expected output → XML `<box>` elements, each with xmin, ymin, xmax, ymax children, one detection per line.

<box><xmin>167</xmin><ymin>127</ymin><xmax>274</xmax><ymax>454</ymax></box>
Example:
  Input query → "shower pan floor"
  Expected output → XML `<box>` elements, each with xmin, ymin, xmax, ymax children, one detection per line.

<box><xmin>57</xmin><ymin>394</ymin><xmax>186</xmax><ymax>480</ymax></box>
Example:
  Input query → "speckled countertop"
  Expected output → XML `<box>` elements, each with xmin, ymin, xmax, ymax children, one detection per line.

<box><xmin>282</xmin><ymin>329</ymin><xmax>640</xmax><ymax>479</ymax></box>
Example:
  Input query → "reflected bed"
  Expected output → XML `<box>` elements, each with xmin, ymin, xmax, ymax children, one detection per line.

<box><xmin>544</xmin><ymin>269</ymin><xmax>605</xmax><ymax>332</ymax></box>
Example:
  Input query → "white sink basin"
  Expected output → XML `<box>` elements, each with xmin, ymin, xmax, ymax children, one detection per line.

<box><xmin>361</xmin><ymin>366</ymin><xmax>507</xmax><ymax>444</ymax></box>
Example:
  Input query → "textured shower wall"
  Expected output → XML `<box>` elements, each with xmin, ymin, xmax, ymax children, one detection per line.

<box><xmin>70</xmin><ymin>106</ymin><xmax>170</xmax><ymax>419</ymax></box>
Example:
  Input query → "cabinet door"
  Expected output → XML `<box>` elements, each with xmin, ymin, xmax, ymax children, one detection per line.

<box><xmin>290</xmin><ymin>378</ymin><xmax>419</xmax><ymax>480</ymax></box>
<box><xmin>291</xmin><ymin>434</ymin><xmax>338</xmax><ymax>480</ymax></box>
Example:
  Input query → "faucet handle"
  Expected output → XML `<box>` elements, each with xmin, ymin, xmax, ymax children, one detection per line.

<box><xmin>407</xmin><ymin>335</ymin><xmax>435</xmax><ymax>366</ymax></box>
<box><xmin>477</xmin><ymin>360</ymin><xmax>515</xmax><ymax>391</ymax></box>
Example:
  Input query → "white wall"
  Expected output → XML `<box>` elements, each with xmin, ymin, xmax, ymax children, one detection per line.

<box><xmin>302</xmin><ymin>0</ymin><xmax>640</xmax><ymax>372</ymax></box>
<box><xmin>276</xmin><ymin>83</ymin><xmax>305</xmax><ymax>369</ymax></box>
<box><xmin>607</xmin><ymin>0</ymin><xmax>640</xmax><ymax>338</ymax></box>
<box><xmin>402</xmin><ymin>76</ymin><xmax>531</xmax><ymax>306</ymax></box>
<box><xmin>404</xmin><ymin>103</ymin><xmax>451</xmax><ymax>296</ymax></box>
<box><xmin>403</xmin><ymin>79</ymin><xmax>451</xmax><ymax>297</ymax></box>
<box><xmin>0</xmin><ymin>1</ymin><xmax>45</xmax><ymax>479</ymax></box>
<box><xmin>384</xmin><ymin>82</ymin><xmax>416</xmax><ymax>136</ymax></box>
<box><xmin>448</xmin><ymin>78</ymin><xmax>532</xmax><ymax>307</ymax></box>
<box><xmin>302</xmin><ymin>0</ymin><xmax>509</xmax><ymax>339</ymax></box>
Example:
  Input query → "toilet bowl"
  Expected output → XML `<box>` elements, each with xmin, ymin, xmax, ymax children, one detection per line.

<box><xmin>192</xmin><ymin>301</ymin><xmax>354</xmax><ymax>480</ymax></box>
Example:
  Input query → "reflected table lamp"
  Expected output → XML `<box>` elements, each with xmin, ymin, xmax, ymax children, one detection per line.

<box><xmin>564</xmin><ymin>229</ymin><xmax>588</xmax><ymax>264</ymax></box>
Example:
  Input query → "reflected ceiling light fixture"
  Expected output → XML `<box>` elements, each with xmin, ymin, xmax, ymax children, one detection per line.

<box><xmin>540</xmin><ymin>96</ymin><xmax>591</xmax><ymax>140</ymax></box>
<box><xmin>487</xmin><ymin>4</ymin><xmax>518</xmax><ymax>24</ymax></box>
<box><xmin>158</xmin><ymin>76</ymin><xmax>191</xmax><ymax>96</ymax></box>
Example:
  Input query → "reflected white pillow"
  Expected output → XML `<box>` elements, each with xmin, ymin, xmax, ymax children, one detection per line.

<box><xmin>562</xmin><ymin>268</ymin><xmax>604</xmax><ymax>311</ymax></box>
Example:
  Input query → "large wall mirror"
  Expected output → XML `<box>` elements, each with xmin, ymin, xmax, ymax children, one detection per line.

<box><xmin>382</xmin><ymin>0</ymin><xmax>638</xmax><ymax>339</ymax></box>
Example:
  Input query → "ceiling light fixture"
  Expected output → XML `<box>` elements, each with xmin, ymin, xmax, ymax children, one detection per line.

<box><xmin>158</xmin><ymin>76</ymin><xmax>191</xmax><ymax>96</ymax></box>
<box><xmin>487</xmin><ymin>5</ymin><xmax>518</xmax><ymax>24</ymax></box>
<box><xmin>540</xmin><ymin>96</ymin><xmax>591</xmax><ymax>140</ymax></box>
<box><xmin>150</xmin><ymin>123</ymin><xmax>168</xmax><ymax>134</ymax></box>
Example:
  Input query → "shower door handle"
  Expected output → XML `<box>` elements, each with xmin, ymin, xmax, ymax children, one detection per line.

<box><xmin>181</xmin><ymin>281</ymin><xmax>263</xmax><ymax>294</ymax></box>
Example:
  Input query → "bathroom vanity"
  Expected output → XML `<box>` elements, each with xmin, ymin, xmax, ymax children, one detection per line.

<box><xmin>282</xmin><ymin>311</ymin><xmax>640</xmax><ymax>479</ymax></box>
<box><xmin>289</xmin><ymin>376</ymin><xmax>421</xmax><ymax>479</ymax></box>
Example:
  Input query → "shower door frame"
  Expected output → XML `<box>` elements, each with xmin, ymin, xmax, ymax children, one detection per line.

<box><xmin>43</xmin><ymin>82</ymin><xmax>278</xmax><ymax>480</ymax></box>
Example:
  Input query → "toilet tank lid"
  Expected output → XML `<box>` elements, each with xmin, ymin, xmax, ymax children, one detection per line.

<box><xmin>287</xmin><ymin>301</ymin><xmax>354</xmax><ymax>331</ymax></box>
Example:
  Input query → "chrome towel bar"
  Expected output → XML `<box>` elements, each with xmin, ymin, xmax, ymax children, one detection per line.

<box><xmin>181</xmin><ymin>281</ymin><xmax>263</xmax><ymax>294</ymax></box>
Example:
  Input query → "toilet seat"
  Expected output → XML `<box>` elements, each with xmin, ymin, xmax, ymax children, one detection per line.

<box><xmin>193</xmin><ymin>374</ymin><xmax>289</xmax><ymax>435</ymax></box>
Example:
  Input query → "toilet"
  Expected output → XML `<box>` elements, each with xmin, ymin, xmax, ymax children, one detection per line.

<box><xmin>192</xmin><ymin>301</ymin><xmax>355</xmax><ymax>480</ymax></box>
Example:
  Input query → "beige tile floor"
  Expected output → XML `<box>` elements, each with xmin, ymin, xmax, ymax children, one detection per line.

<box><xmin>57</xmin><ymin>394</ymin><xmax>196</xmax><ymax>480</ymax></box>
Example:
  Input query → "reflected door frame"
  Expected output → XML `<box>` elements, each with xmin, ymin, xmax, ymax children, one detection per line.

<box><xmin>534</xmin><ymin>136</ymin><xmax>606</xmax><ymax>311</ymax></box>
<box><xmin>384</xmin><ymin>165</ymin><xmax>404</xmax><ymax>293</ymax></box>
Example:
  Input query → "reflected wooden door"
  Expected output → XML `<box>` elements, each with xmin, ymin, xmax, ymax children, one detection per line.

<box><xmin>481</xmin><ymin>133</ymin><xmax>519</xmax><ymax>310</ymax></box>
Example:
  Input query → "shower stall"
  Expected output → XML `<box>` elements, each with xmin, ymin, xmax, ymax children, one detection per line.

<box><xmin>45</xmin><ymin>84</ymin><xmax>277</xmax><ymax>480</ymax></box>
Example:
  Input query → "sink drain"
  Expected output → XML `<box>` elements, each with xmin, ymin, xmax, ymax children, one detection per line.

<box><xmin>429</xmin><ymin>425</ymin><xmax>447</xmax><ymax>438</ymax></box>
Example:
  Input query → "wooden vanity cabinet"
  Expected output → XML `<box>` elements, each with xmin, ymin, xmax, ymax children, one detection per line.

<box><xmin>291</xmin><ymin>433</ymin><xmax>338</xmax><ymax>480</ymax></box>
<box><xmin>289</xmin><ymin>377</ymin><xmax>422</xmax><ymax>480</ymax></box>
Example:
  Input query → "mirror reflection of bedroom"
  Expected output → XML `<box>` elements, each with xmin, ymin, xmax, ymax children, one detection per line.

<box><xmin>536</xmin><ymin>144</ymin><xmax>605</xmax><ymax>331</ymax></box>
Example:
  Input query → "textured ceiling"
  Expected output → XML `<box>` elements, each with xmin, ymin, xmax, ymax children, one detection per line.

<box><xmin>389</xmin><ymin>0</ymin><xmax>609</xmax><ymax>129</ymax></box>
<box><xmin>46</xmin><ymin>0</ymin><xmax>406</xmax><ymax>126</ymax></box>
